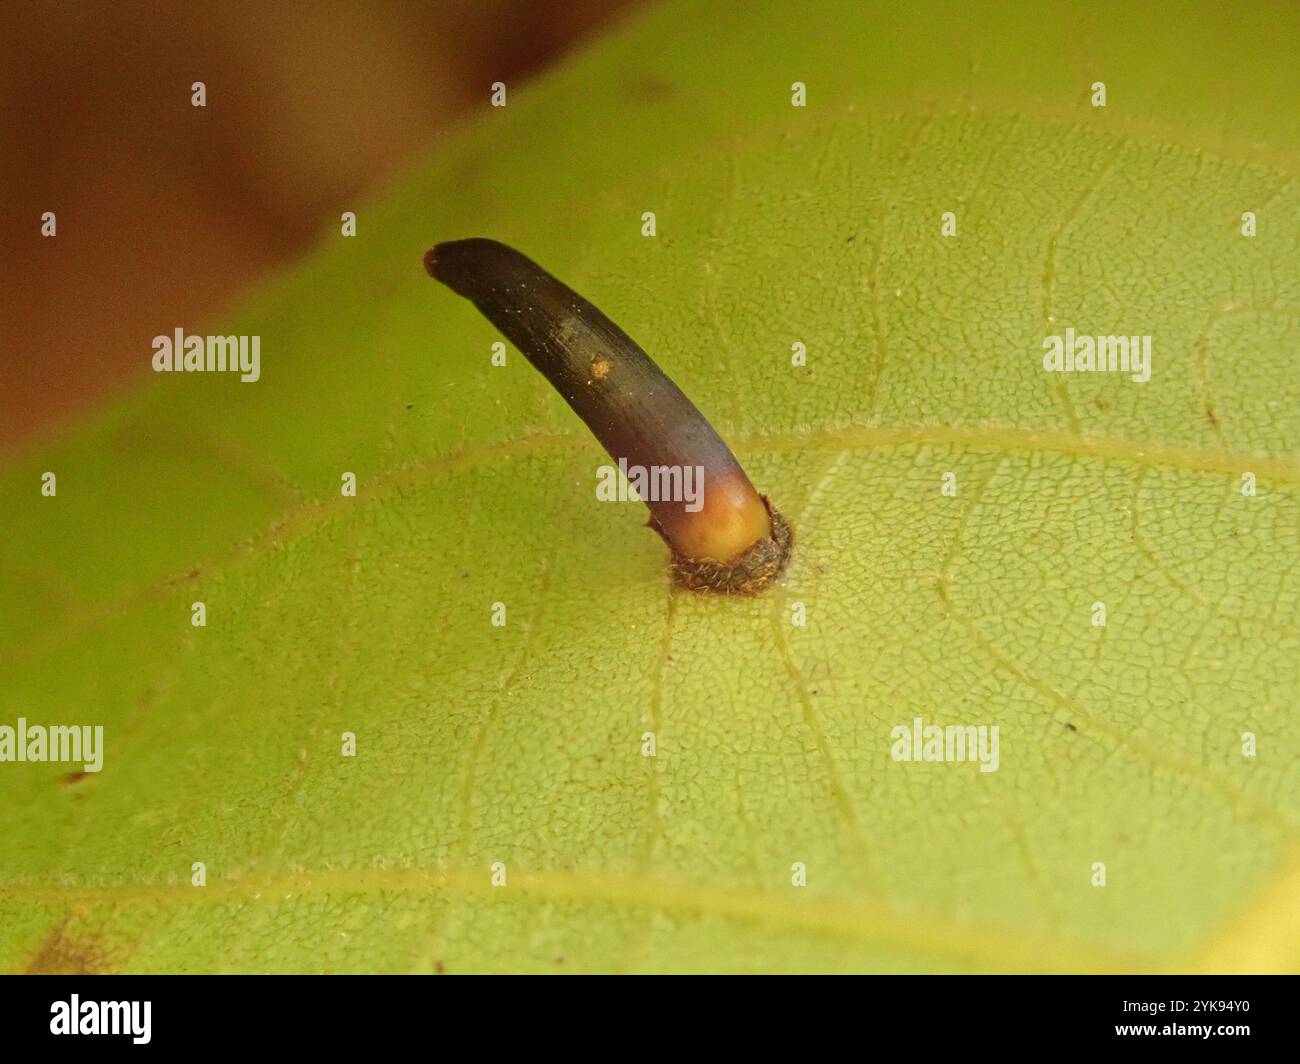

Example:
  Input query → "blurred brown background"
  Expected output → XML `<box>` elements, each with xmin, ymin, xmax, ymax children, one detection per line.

<box><xmin>0</xmin><ymin>0</ymin><xmax>640</xmax><ymax>454</ymax></box>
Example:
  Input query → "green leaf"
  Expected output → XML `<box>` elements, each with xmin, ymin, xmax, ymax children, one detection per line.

<box><xmin>3</xmin><ymin>0</ymin><xmax>1299</xmax><ymax>973</ymax></box>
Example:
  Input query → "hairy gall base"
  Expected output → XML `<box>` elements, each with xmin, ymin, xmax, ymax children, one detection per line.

<box><xmin>654</xmin><ymin>496</ymin><xmax>793</xmax><ymax>595</ymax></box>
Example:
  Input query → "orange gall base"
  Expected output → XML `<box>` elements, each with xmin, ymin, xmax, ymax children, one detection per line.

<box><xmin>655</xmin><ymin>472</ymin><xmax>773</xmax><ymax>562</ymax></box>
<box><xmin>653</xmin><ymin>496</ymin><xmax>793</xmax><ymax>595</ymax></box>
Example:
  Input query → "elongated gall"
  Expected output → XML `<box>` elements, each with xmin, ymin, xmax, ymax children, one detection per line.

<box><xmin>425</xmin><ymin>238</ymin><xmax>791</xmax><ymax>593</ymax></box>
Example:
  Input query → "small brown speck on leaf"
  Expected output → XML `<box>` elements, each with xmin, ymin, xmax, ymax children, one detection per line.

<box><xmin>23</xmin><ymin>916</ymin><xmax>115</xmax><ymax>975</ymax></box>
<box><xmin>627</xmin><ymin>77</ymin><xmax>675</xmax><ymax>100</ymax></box>
<box><xmin>63</xmin><ymin>771</ymin><xmax>87</xmax><ymax>786</ymax></box>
